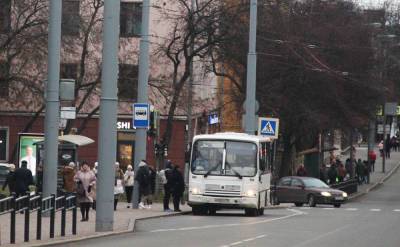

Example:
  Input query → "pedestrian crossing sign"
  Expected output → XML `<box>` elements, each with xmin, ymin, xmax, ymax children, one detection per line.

<box><xmin>258</xmin><ymin>117</ymin><xmax>279</xmax><ymax>139</ymax></box>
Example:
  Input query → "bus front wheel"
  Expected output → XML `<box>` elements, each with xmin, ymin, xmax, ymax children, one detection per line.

<box><xmin>245</xmin><ymin>208</ymin><xmax>259</xmax><ymax>217</ymax></box>
<box><xmin>192</xmin><ymin>206</ymin><xmax>207</xmax><ymax>215</ymax></box>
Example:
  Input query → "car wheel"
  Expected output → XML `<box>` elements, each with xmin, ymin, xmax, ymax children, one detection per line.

<box><xmin>334</xmin><ymin>204</ymin><xmax>341</xmax><ymax>208</ymax></box>
<box><xmin>258</xmin><ymin>208</ymin><xmax>264</xmax><ymax>215</ymax></box>
<box><xmin>308</xmin><ymin>195</ymin><xmax>316</xmax><ymax>207</ymax></box>
<box><xmin>245</xmin><ymin>208</ymin><xmax>259</xmax><ymax>217</ymax></box>
<box><xmin>294</xmin><ymin>203</ymin><xmax>304</xmax><ymax>207</ymax></box>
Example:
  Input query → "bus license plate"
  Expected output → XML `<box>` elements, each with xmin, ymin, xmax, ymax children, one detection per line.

<box><xmin>215</xmin><ymin>198</ymin><xmax>230</xmax><ymax>203</ymax></box>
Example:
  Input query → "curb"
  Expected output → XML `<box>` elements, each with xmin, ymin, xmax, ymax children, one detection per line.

<box><xmin>348</xmin><ymin>161</ymin><xmax>400</xmax><ymax>201</ymax></box>
<box><xmin>29</xmin><ymin>210</ymin><xmax>190</xmax><ymax>247</ymax></box>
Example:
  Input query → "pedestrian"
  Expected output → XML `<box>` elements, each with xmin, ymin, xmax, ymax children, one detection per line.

<box><xmin>363</xmin><ymin>160</ymin><xmax>371</xmax><ymax>184</ymax></box>
<box><xmin>124</xmin><ymin>165</ymin><xmax>134</xmax><ymax>208</ymax></box>
<box><xmin>356</xmin><ymin>159</ymin><xmax>365</xmax><ymax>185</ymax></box>
<box><xmin>319</xmin><ymin>164</ymin><xmax>327</xmax><ymax>184</ymax></box>
<box><xmin>90</xmin><ymin>163</ymin><xmax>97</xmax><ymax>210</ymax></box>
<box><xmin>337</xmin><ymin>163</ymin><xmax>347</xmax><ymax>183</ymax></box>
<box><xmin>74</xmin><ymin>161</ymin><xmax>96</xmax><ymax>222</ymax></box>
<box><xmin>159</xmin><ymin>160</ymin><xmax>173</xmax><ymax>211</ymax></box>
<box><xmin>114</xmin><ymin>162</ymin><xmax>124</xmax><ymax>211</ymax></box>
<box><xmin>296</xmin><ymin>164</ymin><xmax>307</xmax><ymax>177</ymax></box>
<box><xmin>135</xmin><ymin>160</ymin><xmax>151</xmax><ymax>209</ymax></box>
<box><xmin>170</xmin><ymin>165</ymin><xmax>185</xmax><ymax>212</ymax></box>
<box><xmin>385</xmin><ymin>138</ymin><xmax>391</xmax><ymax>159</ymax></box>
<box><xmin>2</xmin><ymin>164</ymin><xmax>16</xmax><ymax>194</ymax></box>
<box><xmin>390</xmin><ymin>137</ymin><xmax>397</xmax><ymax>152</ymax></box>
<box><xmin>378</xmin><ymin>140</ymin><xmax>384</xmax><ymax>157</ymax></box>
<box><xmin>63</xmin><ymin>162</ymin><xmax>76</xmax><ymax>194</ymax></box>
<box><xmin>14</xmin><ymin>161</ymin><xmax>34</xmax><ymax>197</ymax></box>
<box><xmin>36</xmin><ymin>163</ymin><xmax>43</xmax><ymax>193</ymax></box>
<box><xmin>368</xmin><ymin>150</ymin><xmax>376</xmax><ymax>172</ymax></box>
<box><xmin>327</xmin><ymin>163</ymin><xmax>338</xmax><ymax>185</ymax></box>
<box><xmin>148</xmin><ymin>165</ymin><xmax>156</xmax><ymax>207</ymax></box>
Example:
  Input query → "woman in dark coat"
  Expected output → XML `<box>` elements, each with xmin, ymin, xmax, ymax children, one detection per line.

<box><xmin>2</xmin><ymin>164</ymin><xmax>16</xmax><ymax>193</ymax></box>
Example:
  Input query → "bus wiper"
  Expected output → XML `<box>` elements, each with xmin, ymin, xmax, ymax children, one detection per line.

<box><xmin>225</xmin><ymin>162</ymin><xmax>242</xmax><ymax>179</ymax></box>
<box><xmin>204</xmin><ymin>164</ymin><xmax>221</xmax><ymax>178</ymax></box>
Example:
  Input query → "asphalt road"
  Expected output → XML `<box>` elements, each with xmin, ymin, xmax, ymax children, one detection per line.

<box><xmin>71</xmin><ymin>169</ymin><xmax>400</xmax><ymax>247</ymax></box>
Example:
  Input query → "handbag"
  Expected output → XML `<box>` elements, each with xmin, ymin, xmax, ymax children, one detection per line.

<box><xmin>114</xmin><ymin>179</ymin><xmax>124</xmax><ymax>195</ymax></box>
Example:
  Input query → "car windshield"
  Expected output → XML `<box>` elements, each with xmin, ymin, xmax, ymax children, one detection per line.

<box><xmin>191</xmin><ymin>140</ymin><xmax>257</xmax><ymax>177</ymax></box>
<box><xmin>302</xmin><ymin>178</ymin><xmax>329</xmax><ymax>188</ymax></box>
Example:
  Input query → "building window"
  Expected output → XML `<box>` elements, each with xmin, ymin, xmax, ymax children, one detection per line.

<box><xmin>0</xmin><ymin>62</ymin><xmax>9</xmax><ymax>98</ymax></box>
<box><xmin>120</xmin><ymin>2</ymin><xmax>142</xmax><ymax>37</ymax></box>
<box><xmin>60</xmin><ymin>63</ymin><xmax>78</xmax><ymax>80</ymax></box>
<box><xmin>62</xmin><ymin>0</ymin><xmax>80</xmax><ymax>36</ymax></box>
<box><xmin>0</xmin><ymin>0</ymin><xmax>11</xmax><ymax>34</ymax></box>
<box><xmin>0</xmin><ymin>128</ymin><xmax>8</xmax><ymax>161</ymax></box>
<box><xmin>118</xmin><ymin>64</ymin><xmax>138</xmax><ymax>101</ymax></box>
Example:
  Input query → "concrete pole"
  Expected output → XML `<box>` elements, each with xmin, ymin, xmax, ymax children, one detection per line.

<box><xmin>43</xmin><ymin>0</ymin><xmax>62</xmax><ymax>200</ymax></box>
<box><xmin>95</xmin><ymin>1</ymin><xmax>120</xmax><ymax>232</ymax></box>
<box><xmin>382</xmin><ymin>115</ymin><xmax>386</xmax><ymax>173</ymax></box>
<box><xmin>243</xmin><ymin>0</ymin><xmax>257</xmax><ymax>134</ymax></box>
<box><xmin>132</xmin><ymin>0</ymin><xmax>151</xmax><ymax>209</ymax></box>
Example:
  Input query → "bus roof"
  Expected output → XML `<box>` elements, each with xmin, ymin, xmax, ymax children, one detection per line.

<box><xmin>193</xmin><ymin>132</ymin><xmax>272</xmax><ymax>143</ymax></box>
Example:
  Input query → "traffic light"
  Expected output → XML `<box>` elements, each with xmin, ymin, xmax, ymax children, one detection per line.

<box><xmin>147</xmin><ymin>109</ymin><xmax>159</xmax><ymax>137</ymax></box>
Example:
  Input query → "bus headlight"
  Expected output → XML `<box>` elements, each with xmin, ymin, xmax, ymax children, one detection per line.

<box><xmin>191</xmin><ymin>187</ymin><xmax>201</xmax><ymax>195</ymax></box>
<box><xmin>245</xmin><ymin>189</ymin><xmax>257</xmax><ymax>197</ymax></box>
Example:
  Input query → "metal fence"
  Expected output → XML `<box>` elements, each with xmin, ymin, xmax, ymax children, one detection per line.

<box><xmin>331</xmin><ymin>179</ymin><xmax>358</xmax><ymax>194</ymax></box>
<box><xmin>0</xmin><ymin>192</ymin><xmax>77</xmax><ymax>245</ymax></box>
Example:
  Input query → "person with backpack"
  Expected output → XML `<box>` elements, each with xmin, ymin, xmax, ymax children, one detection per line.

<box><xmin>135</xmin><ymin>160</ymin><xmax>151</xmax><ymax>209</ymax></box>
<box><xmin>159</xmin><ymin>160</ymin><xmax>173</xmax><ymax>212</ymax></box>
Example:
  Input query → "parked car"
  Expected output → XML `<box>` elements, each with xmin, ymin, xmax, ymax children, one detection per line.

<box><xmin>271</xmin><ymin>176</ymin><xmax>348</xmax><ymax>208</ymax></box>
<box><xmin>0</xmin><ymin>163</ymin><xmax>10</xmax><ymax>186</ymax></box>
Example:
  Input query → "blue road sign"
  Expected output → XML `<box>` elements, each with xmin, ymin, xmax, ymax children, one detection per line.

<box><xmin>258</xmin><ymin>117</ymin><xmax>279</xmax><ymax>139</ymax></box>
<box><xmin>133</xmin><ymin>103</ymin><xmax>150</xmax><ymax>128</ymax></box>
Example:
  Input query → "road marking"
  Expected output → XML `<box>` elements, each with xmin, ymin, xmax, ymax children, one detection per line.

<box><xmin>322</xmin><ymin>208</ymin><xmax>334</xmax><ymax>210</ymax></box>
<box><xmin>394</xmin><ymin>209</ymin><xmax>400</xmax><ymax>212</ymax></box>
<box><xmin>370</xmin><ymin>209</ymin><xmax>381</xmax><ymax>212</ymax></box>
<box><xmin>345</xmin><ymin>208</ymin><xmax>358</xmax><ymax>211</ymax></box>
<box><xmin>292</xmin><ymin>225</ymin><xmax>350</xmax><ymax>247</ymax></box>
<box><xmin>151</xmin><ymin>209</ymin><xmax>304</xmax><ymax>233</ymax></box>
<box><xmin>219</xmin><ymin>235</ymin><xmax>267</xmax><ymax>247</ymax></box>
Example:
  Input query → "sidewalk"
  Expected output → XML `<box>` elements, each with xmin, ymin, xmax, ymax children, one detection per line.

<box><xmin>341</xmin><ymin>145</ymin><xmax>400</xmax><ymax>200</ymax></box>
<box><xmin>0</xmin><ymin>202</ymin><xmax>191</xmax><ymax>246</ymax></box>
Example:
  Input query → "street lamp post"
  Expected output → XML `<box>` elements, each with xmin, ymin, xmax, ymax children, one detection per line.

<box><xmin>43</xmin><ymin>0</ymin><xmax>62</xmax><ymax>200</ymax></box>
<box><xmin>243</xmin><ymin>0</ymin><xmax>258</xmax><ymax>134</ymax></box>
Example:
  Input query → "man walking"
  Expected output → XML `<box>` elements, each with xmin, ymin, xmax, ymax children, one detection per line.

<box><xmin>159</xmin><ymin>160</ymin><xmax>173</xmax><ymax>212</ymax></box>
<box><xmin>14</xmin><ymin>161</ymin><xmax>34</xmax><ymax>197</ymax></box>
<box><xmin>135</xmin><ymin>160</ymin><xmax>151</xmax><ymax>209</ymax></box>
<box><xmin>170</xmin><ymin>165</ymin><xmax>185</xmax><ymax>212</ymax></box>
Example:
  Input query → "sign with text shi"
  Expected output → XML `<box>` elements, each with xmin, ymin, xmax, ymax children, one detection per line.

<box><xmin>133</xmin><ymin>103</ymin><xmax>150</xmax><ymax>128</ymax></box>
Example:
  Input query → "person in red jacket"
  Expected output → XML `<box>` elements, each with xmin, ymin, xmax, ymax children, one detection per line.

<box><xmin>368</xmin><ymin>150</ymin><xmax>377</xmax><ymax>172</ymax></box>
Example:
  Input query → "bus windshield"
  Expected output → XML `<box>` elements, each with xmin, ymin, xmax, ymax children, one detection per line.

<box><xmin>191</xmin><ymin>140</ymin><xmax>257</xmax><ymax>177</ymax></box>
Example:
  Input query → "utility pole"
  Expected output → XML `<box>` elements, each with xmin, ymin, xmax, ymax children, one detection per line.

<box><xmin>43</xmin><ymin>0</ymin><xmax>62</xmax><ymax>200</ymax></box>
<box><xmin>95</xmin><ymin>1</ymin><xmax>120</xmax><ymax>232</ymax></box>
<box><xmin>132</xmin><ymin>0</ymin><xmax>151</xmax><ymax>209</ymax></box>
<box><xmin>243</xmin><ymin>0</ymin><xmax>258</xmax><ymax>134</ymax></box>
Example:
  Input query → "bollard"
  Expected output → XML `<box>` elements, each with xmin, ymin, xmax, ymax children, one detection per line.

<box><xmin>50</xmin><ymin>194</ymin><xmax>56</xmax><ymax>238</ymax></box>
<box><xmin>61</xmin><ymin>196</ymin><xmax>66</xmax><ymax>237</ymax></box>
<box><xmin>72</xmin><ymin>195</ymin><xmax>77</xmax><ymax>235</ymax></box>
<box><xmin>36</xmin><ymin>193</ymin><xmax>42</xmax><ymax>240</ymax></box>
<box><xmin>24</xmin><ymin>192</ymin><xmax>30</xmax><ymax>242</ymax></box>
<box><xmin>10</xmin><ymin>193</ymin><xmax>16</xmax><ymax>244</ymax></box>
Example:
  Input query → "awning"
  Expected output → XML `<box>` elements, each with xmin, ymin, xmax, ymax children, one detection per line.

<box><xmin>58</xmin><ymin>135</ymin><xmax>95</xmax><ymax>146</ymax></box>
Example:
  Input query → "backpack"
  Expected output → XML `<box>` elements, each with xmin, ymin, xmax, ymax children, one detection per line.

<box><xmin>76</xmin><ymin>181</ymin><xmax>86</xmax><ymax>197</ymax></box>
